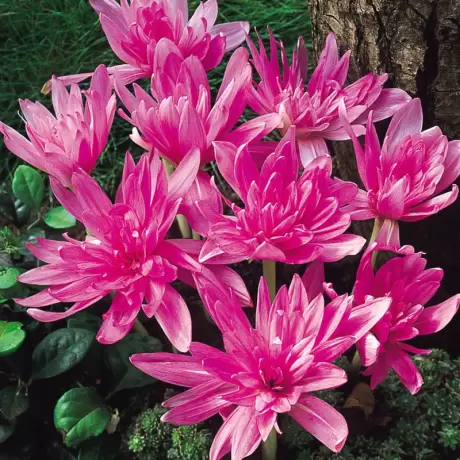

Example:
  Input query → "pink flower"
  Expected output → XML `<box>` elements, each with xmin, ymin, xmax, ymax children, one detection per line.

<box><xmin>14</xmin><ymin>151</ymin><xmax>208</xmax><ymax>350</ymax></box>
<box><xmin>131</xmin><ymin>274</ymin><xmax>390</xmax><ymax>458</ymax></box>
<box><xmin>115</xmin><ymin>40</ymin><xmax>281</xmax><ymax>233</ymax></box>
<box><xmin>198</xmin><ymin>128</ymin><xmax>366</xmax><ymax>265</ymax></box>
<box><xmin>1</xmin><ymin>65</ymin><xmax>116</xmax><ymax>187</ymax></box>
<box><xmin>115</xmin><ymin>40</ymin><xmax>274</xmax><ymax>166</ymax></box>
<box><xmin>340</xmin><ymin>98</ymin><xmax>460</xmax><ymax>246</ymax></box>
<box><xmin>48</xmin><ymin>0</ymin><xmax>249</xmax><ymax>88</ymax></box>
<box><xmin>354</xmin><ymin>243</ymin><xmax>460</xmax><ymax>394</ymax></box>
<box><xmin>246</xmin><ymin>32</ymin><xmax>411</xmax><ymax>167</ymax></box>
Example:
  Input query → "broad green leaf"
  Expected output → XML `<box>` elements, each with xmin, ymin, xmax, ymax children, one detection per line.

<box><xmin>54</xmin><ymin>387</ymin><xmax>111</xmax><ymax>448</ymax></box>
<box><xmin>67</xmin><ymin>312</ymin><xmax>102</xmax><ymax>333</ymax></box>
<box><xmin>31</xmin><ymin>328</ymin><xmax>94</xmax><ymax>380</ymax></box>
<box><xmin>0</xmin><ymin>419</ymin><xmax>15</xmax><ymax>443</ymax></box>
<box><xmin>14</xmin><ymin>199</ymin><xmax>30</xmax><ymax>226</ymax></box>
<box><xmin>45</xmin><ymin>207</ymin><xmax>76</xmax><ymax>229</ymax></box>
<box><xmin>104</xmin><ymin>333</ymin><xmax>162</xmax><ymax>394</ymax></box>
<box><xmin>0</xmin><ymin>321</ymin><xmax>26</xmax><ymax>357</ymax></box>
<box><xmin>78</xmin><ymin>434</ymin><xmax>119</xmax><ymax>460</ymax></box>
<box><xmin>0</xmin><ymin>386</ymin><xmax>29</xmax><ymax>420</ymax></box>
<box><xmin>0</xmin><ymin>266</ymin><xmax>19</xmax><ymax>289</ymax></box>
<box><xmin>12</xmin><ymin>166</ymin><xmax>44</xmax><ymax>211</ymax></box>
<box><xmin>0</xmin><ymin>267</ymin><xmax>19</xmax><ymax>289</ymax></box>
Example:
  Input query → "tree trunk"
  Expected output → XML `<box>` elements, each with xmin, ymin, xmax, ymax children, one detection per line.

<box><xmin>309</xmin><ymin>0</ymin><xmax>460</xmax><ymax>350</ymax></box>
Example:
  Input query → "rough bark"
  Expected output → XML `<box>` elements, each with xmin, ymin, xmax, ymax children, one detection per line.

<box><xmin>309</xmin><ymin>0</ymin><xmax>460</xmax><ymax>349</ymax></box>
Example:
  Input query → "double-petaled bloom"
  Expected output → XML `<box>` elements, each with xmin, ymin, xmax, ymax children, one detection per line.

<box><xmin>246</xmin><ymin>32</ymin><xmax>410</xmax><ymax>166</ymax></box>
<box><xmin>198</xmin><ymin>128</ymin><xmax>366</xmax><ymax>265</ymax></box>
<box><xmin>340</xmin><ymin>98</ymin><xmax>460</xmax><ymax>245</ymax></box>
<box><xmin>116</xmin><ymin>39</ymin><xmax>281</xmax><ymax>233</ymax></box>
<box><xmin>131</xmin><ymin>274</ymin><xmax>390</xmax><ymax>459</ymax></box>
<box><xmin>50</xmin><ymin>0</ymin><xmax>249</xmax><ymax>88</ymax></box>
<box><xmin>15</xmin><ymin>150</ymin><xmax>211</xmax><ymax>350</ymax></box>
<box><xmin>1</xmin><ymin>65</ymin><xmax>115</xmax><ymax>187</ymax></box>
<box><xmin>353</xmin><ymin>243</ymin><xmax>460</xmax><ymax>394</ymax></box>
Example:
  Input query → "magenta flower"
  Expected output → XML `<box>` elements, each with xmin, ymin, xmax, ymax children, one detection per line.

<box><xmin>116</xmin><ymin>40</ymin><xmax>281</xmax><ymax>233</ymax></box>
<box><xmin>340</xmin><ymin>98</ymin><xmax>460</xmax><ymax>246</ymax></box>
<box><xmin>50</xmin><ymin>0</ymin><xmax>249</xmax><ymax>88</ymax></box>
<box><xmin>198</xmin><ymin>128</ymin><xmax>366</xmax><ymax>265</ymax></box>
<box><xmin>246</xmin><ymin>32</ymin><xmax>411</xmax><ymax>166</ymax></box>
<box><xmin>14</xmin><ymin>151</ymin><xmax>208</xmax><ymax>350</ymax></box>
<box><xmin>131</xmin><ymin>274</ymin><xmax>390</xmax><ymax>458</ymax></box>
<box><xmin>115</xmin><ymin>40</ymin><xmax>273</xmax><ymax>166</ymax></box>
<box><xmin>354</xmin><ymin>243</ymin><xmax>460</xmax><ymax>394</ymax></box>
<box><xmin>0</xmin><ymin>65</ymin><xmax>116</xmax><ymax>187</ymax></box>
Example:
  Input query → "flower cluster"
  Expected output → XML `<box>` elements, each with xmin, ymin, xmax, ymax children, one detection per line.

<box><xmin>2</xmin><ymin>1</ymin><xmax>460</xmax><ymax>459</ymax></box>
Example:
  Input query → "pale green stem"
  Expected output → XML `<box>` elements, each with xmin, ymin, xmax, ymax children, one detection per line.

<box><xmin>263</xmin><ymin>260</ymin><xmax>277</xmax><ymax>301</ymax></box>
<box><xmin>162</xmin><ymin>158</ymin><xmax>192</xmax><ymax>239</ymax></box>
<box><xmin>369</xmin><ymin>217</ymin><xmax>383</xmax><ymax>268</ymax></box>
<box><xmin>261</xmin><ymin>428</ymin><xmax>277</xmax><ymax>460</ymax></box>
<box><xmin>192</xmin><ymin>229</ymin><xmax>201</xmax><ymax>240</ymax></box>
<box><xmin>132</xmin><ymin>318</ymin><xmax>149</xmax><ymax>336</ymax></box>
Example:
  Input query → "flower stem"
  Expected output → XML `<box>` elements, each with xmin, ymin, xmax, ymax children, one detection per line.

<box><xmin>132</xmin><ymin>318</ymin><xmax>149</xmax><ymax>336</ymax></box>
<box><xmin>262</xmin><ymin>428</ymin><xmax>277</xmax><ymax>460</ymax></box>
<box><xmin>192</xmin><ymin>229</ymin><xmax>201</xmax><ymax>240</ymax></box>
<box><xmin>263</xmin><ymin>260</ymin><xmax>277</xmax><ymax>301</ymax></box>
<box><xmin>369</xmin><ymin>217</ymin><xmax>383</xmax><ymax>269</ymax></box>
<box><xmin>162</xmin><ymin>158</ymin><xmax>192</xmax><ymax>239</ymax></box>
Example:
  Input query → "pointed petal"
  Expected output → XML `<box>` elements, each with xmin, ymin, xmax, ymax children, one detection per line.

<box><xmin>290</xmin><ymin>395</ymin><xmax>348</xmax><ymax>453</ymax></box>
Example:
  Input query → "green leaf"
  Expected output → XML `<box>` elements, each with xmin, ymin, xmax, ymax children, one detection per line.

<box><xmin>45</xmin><ymin>207</ymin><xmax>76</xmax><ymax>229</ymax></box>
<box><xmin>67</xmin><ymin>312</ymin><xmax>102</xmax><ymax>333</ymax></box>
<box><xmin>0</xmin><ymin>386</ymin><xmax>29</xmax><ymax>420</ymax></box>
<box><xmin>12</xmin><ymin>166</ymin><xmax>44</xmax><ymax>211</ymax></box>
<box><xmin>54</xmin><ymin>387</ymin><xmax>111</xmax><ymax>448</ymax></box>
<box><xmin>78</xmin><ymin>434</ymin><xmax>119</xmax><ymax>460</ymax></box>
<box><xmin>0</xmin><ymin>419</ymin><xmax>16</xmax><ymax>443</ymax></box>
<box><xmin>14</xmin><ymin>199</ymin><xmax>30</xmax><ymax>226</ymax></box>
<box><xmin>0</xmin><ymin>267</ymin><xmax>19</xmax><ymax>289</ymax></box>
<box><xmin>0</xmin><ymin>321</ymin><xmax>26</xmax><ymax>357</ymax></box>
<box><xmin>31</xmin><ymin>328</ymin><xmax>94</xmax><ymax>380</ymax></box>
<box><xmin>104</xmin><ymin>334</ymin><xmax>162</xmax><ymax>394</ymax></box>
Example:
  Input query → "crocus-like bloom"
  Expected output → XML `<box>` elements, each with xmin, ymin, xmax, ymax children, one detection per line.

<box><xmin>116</xmin><ymin>40</ymin><xmax>281</xmax><ymax>233</ymax></box>
<box><xmin>354</xmin><ymin>243</ymin><xmax>460</xmax><ymax>394</ymax></box>
<box><xmin>115</xmin><ymin>40</ymin><xmax>273</xmax><ymax>166</ymax></box>
<box><xmin>198</xmin><ymin>128</ymin><xmax>366</xmax><ymax>265</ymax></box>
<box><xmin>15</xmin><ymin>151</ymin><xmax>207</xmax><ymax>350</ymax></box>
<box><xmin>340</xmin><ymin>98</ymin><xmax>460</xmax><ymax>246</ymax></box>
<box><xmin>131</xmin><ymin>275</ymin><xmax>390</xmax><ymax>459</ymax></box>
<box><xmin>47</xmin><ymin>0</ymin><xmax>249</xmax><ymax>88</ymax></box>
<box><xmin>246</xmin><ymin>32</ymin><xmax>411</xmax><ymax>166</ymax></box>
<box><xmin>1</xmin><ymin>65</ymin><xmax>116</xmax><ymax>187</ymax></box>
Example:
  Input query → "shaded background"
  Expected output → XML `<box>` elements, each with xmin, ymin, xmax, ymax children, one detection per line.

<box><xmin>0</xmin><ymin>0</ymin><xmax>311</xmax><ymax>195</ymax></box>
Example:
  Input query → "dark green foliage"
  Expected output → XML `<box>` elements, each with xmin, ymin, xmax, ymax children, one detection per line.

<box><xmin>0</xmin><ymin>0</ymin><xmax>311</xmax><ymax>194</ymax></box>
<box><xmin>0</xmin><ymin>228</ymin><xmax>19</xmax><ymax>257</ymax></box>
<box><xmin>125</xmin><ymin>405</ymin><xmax>211</xmax><ymax>460</ymax></box>
<box><xmin>283</xmin><ymin>350</ymin><xmax>460</xmax><ymax>459</ymax></box>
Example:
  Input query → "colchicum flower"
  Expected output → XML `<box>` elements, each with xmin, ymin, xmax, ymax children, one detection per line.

<box><xmin>116</xmin><ymin>39</ymin><xmax>280</xmax><ymax>233</ymax></box>
<box><xmin>15</xmin><ymin>151</ymin><xmax>206</xmax><ymax>350</ymax></box>
<box><xmin>1</xmin><ymin>65</ymin><xmax>116</xmax><ymax>187</ymax></box>
<box><xmin>354</xmin><ymin>243</ymin><xmax>460</xmax><ymax>394</ymax></box>
<box><xmin>198</xmin><ymin>128</ymin><xmax>366</xmax><ymax>265</ymax></box>
<box><xmin>340</xmin><ymin>98</ymin><xmax>460</xmax><ymax>245</ymax></box>
<box><xmin>131</xmin><ymin>274</ymin><xmax>390</xmax><ymax>459</ymax></box>
<box><xmin>246</xmin><ymin>32</ymin><xmax>410</xmax><ymax>166</ymax></box>
<box><xmin>49</xmin><ymin>0</ymin><xmax>249</xmax><ymax>88</ymax></box>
